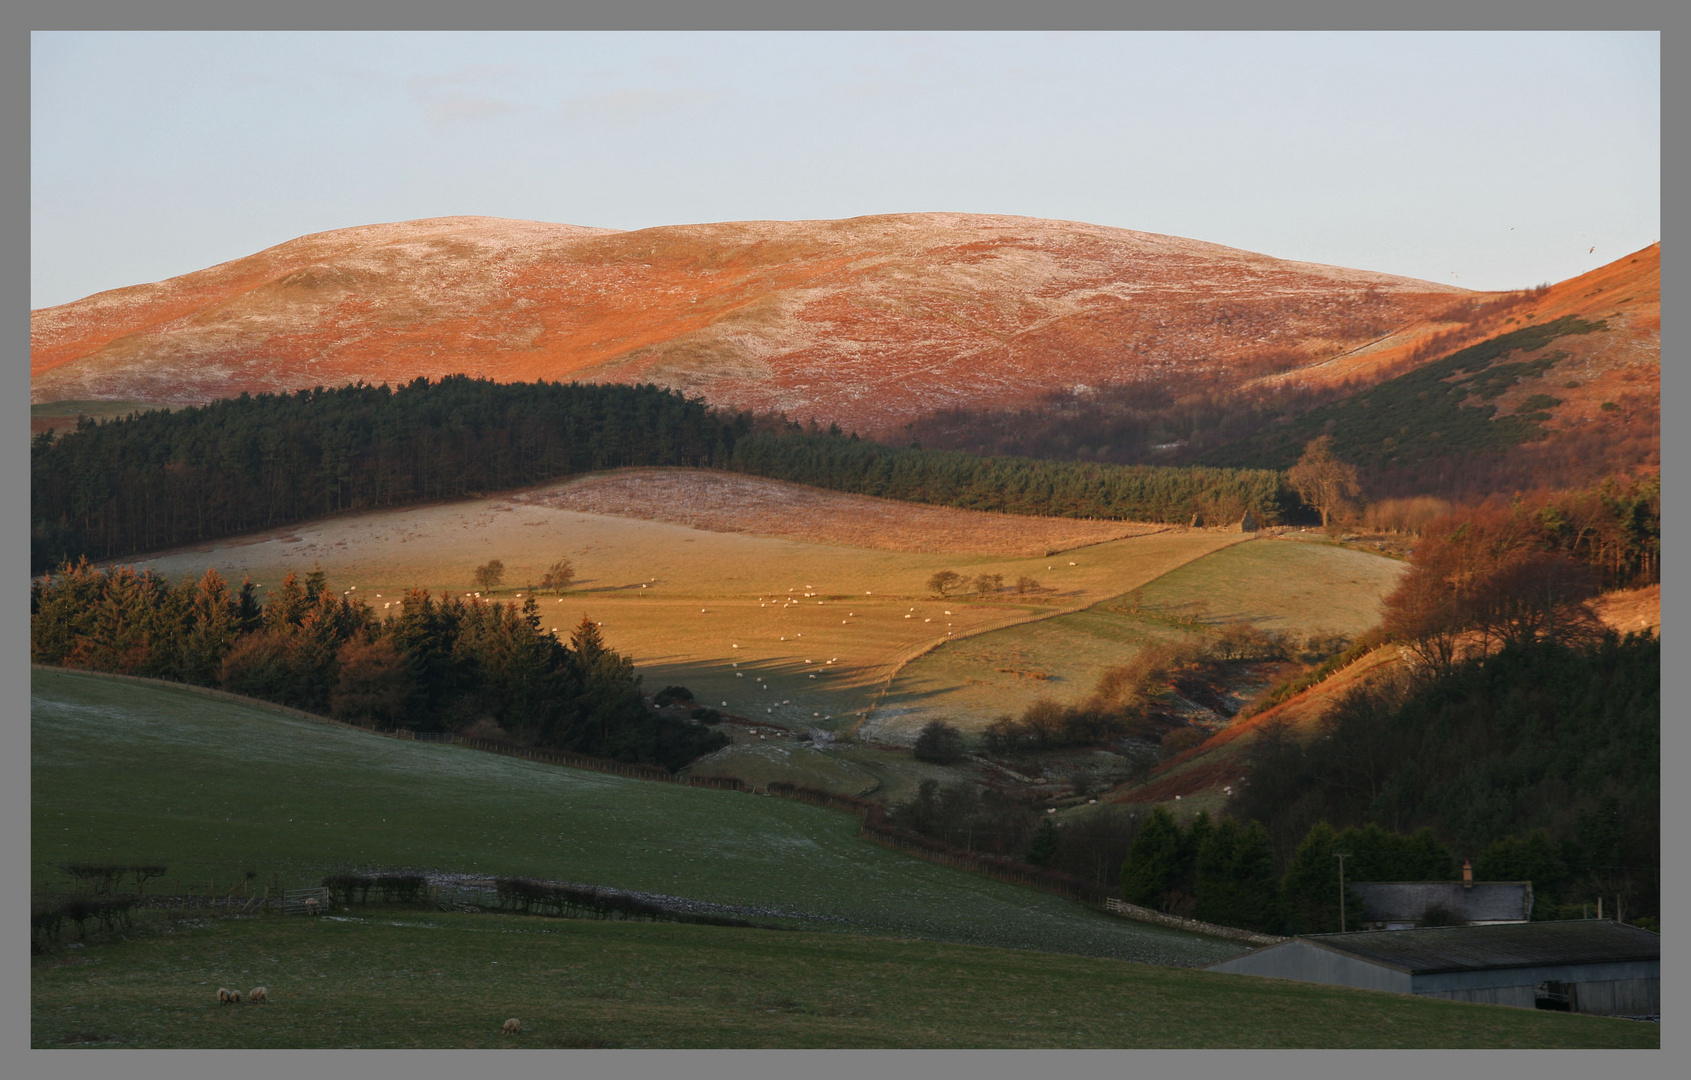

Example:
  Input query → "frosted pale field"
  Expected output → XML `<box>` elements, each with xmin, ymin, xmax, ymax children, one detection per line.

<box><xmin>32</xmin><ymin>670</ymin><xmax>1239</xmax><ymax>966</ymax></box>
<box><xmin>522</xmin><ymin>469</ymin><xmax>1164</xmax><ymax>556</ymax></box>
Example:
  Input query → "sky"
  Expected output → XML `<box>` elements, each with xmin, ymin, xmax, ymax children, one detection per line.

<box><xmin>31</xmin><ymin>30</ymin><xmax>1660</xmax><ymax>309</ymax></box>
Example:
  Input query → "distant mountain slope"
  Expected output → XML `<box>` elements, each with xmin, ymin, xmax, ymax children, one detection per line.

<box><xmin>31</xmin><ymin>213</ymin><xmax>1468</xmax><ymax>432</ymax></box>
<box><xmin>885</xmin><ymin>244</ymin><xmax>1655</xmax><ymax>496</ymax></box>
<box><xmin>1202</xmin><ymin>245</ymin><xmax>1659</xmax><ymax>494</ymax></box>
<box><xmin>1261</xmin><ymin>244</ymin><xmax>1658</xmax><ymax>420</ymax></box>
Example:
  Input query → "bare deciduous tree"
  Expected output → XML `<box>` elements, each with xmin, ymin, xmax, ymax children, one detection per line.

<box><xmin>1287</xmin><ymin>435</ymin><xmax>1361</xmax><ymax>530</ymax></box>
<box><xmin>472</xmin><ymin>559</ymin><xmax>505</xmax><ymax>591</ymax></box>
<box><xmin>927</xmin><ymin>570</ymin><xmax>965</xmax><ymax>597</ymax></box>
<box><xmin>539</xmin><ymin>558</ymin><xmax>575</xmax><ymax>594</ymax></box>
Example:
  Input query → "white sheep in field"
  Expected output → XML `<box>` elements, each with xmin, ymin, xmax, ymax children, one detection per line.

<box><xmin>249</xmin><ymin>987</ymin><xmax>268</xmax><ymax>1004</ymax></box>
<box><xmin>503</xmin><ymin>1018</ymin><xmax>522</xmax><ymax>1035</ymax></box>
<box><xmin>228</xmin><ymin>989</ymin><xmax>242</xmax><ymax>1004</ymax></box>
<box><xmin>217</xmin><ymin>987</ymin><xmax>233</xmax><ymax>1004</ymax></box>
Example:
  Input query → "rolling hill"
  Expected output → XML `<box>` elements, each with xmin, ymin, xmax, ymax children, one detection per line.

<box><xmin>30</xmin><ymin>667</ymin><xmax>1234</xmax><ymax>965</ymax></box>
<box><xmin>1106</xmin><ymin>578</ymin><xmax>1661</xmax><ymax>818</ymax></box>
<box><xmin>31</xmin><ymin>213</ymin><xmax>1470</xmax><ymax>432</ymax></box>
<box><xmin>1201</xmin><ymin>246</ymin><xmax>1660</xmax><ymax>490</ymax></box>
<box><xmin>898</xmin><ymin>245</ymin><xmax>1658</xmax><ymax>495</ymax></box>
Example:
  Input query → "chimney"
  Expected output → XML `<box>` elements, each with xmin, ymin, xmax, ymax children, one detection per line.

<box><xmin>1462</xmin><ymin>859</ymin><xmax>1473</xmax><ymax>890</ymax></box>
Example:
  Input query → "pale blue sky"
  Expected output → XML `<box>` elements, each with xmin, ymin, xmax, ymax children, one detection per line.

<box><xmin>31</xmin><ymin>30</ymin><xmax>1659</xmax><ymax>308</ymax></box>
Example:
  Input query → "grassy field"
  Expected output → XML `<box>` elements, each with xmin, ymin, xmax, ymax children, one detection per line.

<box><xmin>31</xmin><ymin>669</ymin><xmax>1234</xmax><ymax>966</ymax></box>
<box><xmin>869</xmin><ymin>538</ymin><xmax>1405</xmax><ymax>740</ymax></box>
<box><xmin>123</xmin><ymin>485</ymin><xmax>1248</xmax><ymax>736</ymax></box>
<box><xmin>1132</xmin><ymin>534</ymin><xmax>1405</xmax><ymax>638</ymax></box>
<box><xmin>31</xmin><ymin>912</ymin><xmax>1656</xmax><ymax>1048</ymax></box>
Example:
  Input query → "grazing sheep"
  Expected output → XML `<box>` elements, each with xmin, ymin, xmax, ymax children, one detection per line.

<box><xmin>502</xmin><ymin>1018</ymin><xmax>522</xmax><ymax>1035</ymax></box>
<box><xmin>303</xmin><ymin>897</ymin><xmax>320</xmax><ymax>915</ymax></box>
<box><xmin>249</xmin><ymin>987</ymin><xmax>268</xmax><ymax>1004</ymax></box>
<box><xmin>228</xmin><ymin>989</ymin><xmax>242</xmax><ymax>1004</ymax></box>
<box><xmin>217</xmin><ymin>987</ymin><xmax>233</xmax><ymax>1004</ymax></box>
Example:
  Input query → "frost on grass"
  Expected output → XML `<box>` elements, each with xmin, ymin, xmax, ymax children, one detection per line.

<box><xmin>33</xmin><ymin>669</ymin><xmax>1235</xmax><ymax>967</ymax></box>
<box><xmin>517</xmin><ymin>469</ymin><xmax>1160</xmax><ymax>557</ymax></box>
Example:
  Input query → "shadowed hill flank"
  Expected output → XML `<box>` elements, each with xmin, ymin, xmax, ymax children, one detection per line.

<box><xmin>893</xmin><ymin>246</ymin><xmax>1656</xmax><ymax>499</ymax></box>
<box><xmin>1244</xmin><ymin>243</ymin><xmax>1659</xmax><ymax>402</ymax></box>
<box><xmin>31</xmin><ymin>213</ymin><xmax>1467</xmax><ymax>431</ymax></box>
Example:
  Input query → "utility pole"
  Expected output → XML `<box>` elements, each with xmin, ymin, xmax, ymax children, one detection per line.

<box><xmin>1335</xmin><ymin>852</ymin><xmax>1352</xmax><ymax>933</ymax></box>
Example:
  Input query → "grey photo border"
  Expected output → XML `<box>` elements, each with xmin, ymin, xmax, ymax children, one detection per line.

<box><xmin>6</xmin><ymin>4</ymin><xmax>1676</xmax><ymax>1079</ymax></box>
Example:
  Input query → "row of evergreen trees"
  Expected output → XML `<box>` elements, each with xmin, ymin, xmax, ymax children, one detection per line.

<box><xmin>30</xmin><ymin>378</ymin><xmax>742</xmax><ymax>571</ymax></box>
<box><xmin>1118</xmin><ymin>811</ymin><xmax>1610</xmax><ymax>936</ymax></box>
<box><xmin>30</xmin><ymin>560</ymin><xmax>727</xmax><ymax>772</ymax></box>
<box><xmin>31</xmin><ymin>376</ymin><xmax>1295</xmax><ymax>572</ymax></box>
<box><xmin>724</xmin><ymin>431</ymin><xmax>1289</xmax><ymax>524</ymax></box>
<box><xmin>1232</xmin><ymin>634</ymin><xmax>1659</xmax><ymax>921</ymax></box>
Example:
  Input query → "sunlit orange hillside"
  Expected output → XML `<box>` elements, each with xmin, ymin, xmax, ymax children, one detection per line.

<box><xmin>1261</xmin><ymin>243</ymin><xmax>1658</xmax><ymax>420</ymax></box>
<box><xmin>32</xmin><ymin>214</ymin><xmax>1474</xmax><ymax>432</ymax></box>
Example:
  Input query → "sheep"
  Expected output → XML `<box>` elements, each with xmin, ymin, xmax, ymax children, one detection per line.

<box><xmin>303</xmin><ymin>896</ymin><xmax>320</xmax><ymax>915</ymax></box>
<box><xmin>248</xmin><ymin>987</ymin><xmax>268</xmax><ymax>1004</ymax></box>
<box><xmin>218</xmin><ymin>987</ymin><xmax>233</xmax><ymax>1003</ymax></box>
<box><xmin>503</xmin><ymin>1018</ymin><xmax>522</xmax><ymax>1035</ymax></box>
<box><xmin>228</xmin><ymin>989</ymin><xmax>242</xmax><ymax>1004</ymax></box>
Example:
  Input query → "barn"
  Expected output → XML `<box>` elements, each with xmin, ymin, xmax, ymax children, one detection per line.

<box><xmin>1206</xmin><ymin>921</ymin><xmax>1659</xmax><ymax>1015</ymax></box>
<box><xmin>1351</xmin><ymin>880</ymin><xmax>1532</xmax><ymax>930</ymax></box>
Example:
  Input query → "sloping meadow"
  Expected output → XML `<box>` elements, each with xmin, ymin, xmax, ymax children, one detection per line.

<box><xmin>31</xmin><ymin>669</ymin><xmax>1236</xmax><ymax>966</ymax></box>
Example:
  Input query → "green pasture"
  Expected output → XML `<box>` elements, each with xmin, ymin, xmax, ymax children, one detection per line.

<box><xmin>871</xmin><ymin>538</ymin><xmax>1404</xmax><ymax>739</ymax></box>
<box><xmin>31</xmin><ymin>912</ymin><xmax>1655</xmax><ymax>1048</ymax></box>
<box><xmin>682</xmin><ymin>725</ymin><xmax>996</xmax><ymax>804</ymax></box>
<box><xmin>867</xmin><ymin>607</ymin><xmax>1195</xmax><ymax>740</ymax></box>
<box><xmin>681</xmin><ymin>735</ymin><xmax>888</xmax><ymax>797</ymax></box>
<box><xmin>1132</xmin><ymin>535</ymin><xmax>1405</xmax><ymax>639</ymax></box>
<box><xmin>31</xmin><ymin>669</ymin><xmax>1232</xmax><ymax>966</ymax></box>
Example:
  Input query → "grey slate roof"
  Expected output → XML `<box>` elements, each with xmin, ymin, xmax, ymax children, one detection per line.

<box><xmin>1301</xmin><ymin>920</ymin><xmax>1660</xmax><ymax>974</ymax></box>
<box><xmin>1352</xmin><ymin>880</ymin><xmax>1531</xmax><ymax>923</ymax></box>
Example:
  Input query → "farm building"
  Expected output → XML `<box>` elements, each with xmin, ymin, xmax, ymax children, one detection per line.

<box><xmin>1206</xmin><ymin>921</ymin><xmax>1659</xmax><ymax>1015</ymax></box>
<box><xmin>1351</xmin><ymin>880</ymin><xmax>1533</xmax><ymax>930</ymax></box>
